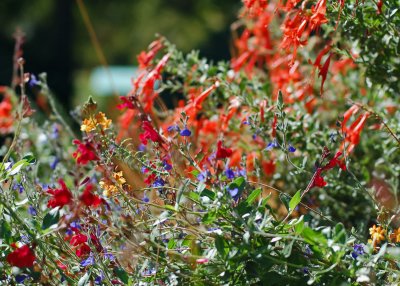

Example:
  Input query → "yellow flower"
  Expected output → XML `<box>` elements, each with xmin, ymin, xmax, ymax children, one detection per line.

<box><xmin>113</xmin><ymin>171</ymin><xmax>126</xmax><ymax>185</ymax></box>
<box><xmin>80</xmin><ymin>112</ymin><xmax>112</xmax><ymax>133</ymax></box>
<box><xmin>95</xmin><ymin>112</ymin><xmax>112</xmax><ymax>129</ymax></box>
<box><xmin>368</xmin><ymin>225</ymin><xmax>386</xmax><ymax>248</ymax></box>
<box><xmin>100</xmin><ymin>171</ymin><xmax>126</xmax><ymax>197</ymax></box>
<box><xmin>81</xmin><ymin>118</ymin><xmax>97</xmax><ymax>132</ymax></box>
<box><xmin>390</xmin><ymin>228</ymin><xmax>400</xmax><ymax>243</ymax></box>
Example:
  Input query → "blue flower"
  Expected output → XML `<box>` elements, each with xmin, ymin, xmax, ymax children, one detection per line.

<box><xmin>265</xmin><ymin>139</ymin><xmax>278</xmax><ymax>150</ymax></box>
<box><xmin>351</xmin><ymin>244</ymin><xmax>365</xmax><ymax>259</ymax></box>
<box><xmin>15</xmin><ymin>274</ymin><xmax>29</xmax><ymax>283</ymax></box>
<box><xmin>80</xmin><ymin>254</ymin><xmax>95</xmax><ymax>267</ymax></box>
<box><xmin>163</xmin><ymin>161</ymin><xmax>172</xmax><ymax>171</ymax></box>
<box><xmin>104</xmin><ymin>252</ymin><xmax>115</xmax><ymax>261</ymax></box>
<box><xmin>28</xmin><ymin>205</ymin><xmax>37</xmax><ymax>216</ymax></box>
<box><xmin>13</xmin><ymin>183</ymin><xmax>24</xmax><ymax>193</ymax></box>
<box><xmin>225</xmin><ymin>168</ymin><xmax>235</xmax><ymax>179</ymax></box>
<box><xmin>167</xmin><ymin>125</ymin><xmax>180</xmax><ymax>132</ymax></box>
<box><xmin>180</xmin><ymin>127</ymin><xmax>191</xmax><ymax>137</ymax></box>
<box><xmin>95</xmin><ymin>272</ymin><xmax>104</xmax><ymax>285</ymax></box>
<box><xmin>197</xmin><ymin>170</ymin><xmax>210</xmax><ymax>182</ymax></box>
<box><xmin>143</xmin><ymin>195</ymin><xmax>150</xmax><ymax>203</ymax></box>
<box><xmin>228</xmin><ymin>187</ymin><xmax>239</xmax><ymax>197</ymax></box>
<box><xmin>50</xmin><ymin>157</ymin><xmax>60</xmax><ymax>170</ymax></box>
<box><xmin>288</xmin><ymin>145</ymin><xmax>296</xmax><ymax>153</ymax></box>
<box><xmin>252</xmin><ymin>133</ymin><xmax>257</xmax><ymax>140</ymax></box>
<box><xmin>153</xmin><ymin>178</ymin><xmax>165</xmax><ymax>188</ymax></box>
<box><xmin>28</xmin><ymin>74</ymin><xmax>40</xmax><ymax>88</ymax></box>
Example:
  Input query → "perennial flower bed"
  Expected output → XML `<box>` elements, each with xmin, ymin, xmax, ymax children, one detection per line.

<box><xmin>0</xmin><ymin>0</ymin><xmax>399</xmax><ymax>285</ymax></box>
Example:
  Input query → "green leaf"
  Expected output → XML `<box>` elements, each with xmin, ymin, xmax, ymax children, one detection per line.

<box><xmin>333</xmin><ymin>223</ymin><xmax>347</xmax><ymax>244</ymax></box>
<box><xmin>279</xmin><ymin>193</ymin><xmax>290</xmax><ymax>211</ymax></box>
<box><xmin>164</xmin><ymin>205</ymin><xmax>176</xmax><ymax>212</ymax></box>
<box><xmin>200</xmin><ymin>189</ymin><xmax>215</xmax><ymax>200</ymax></box>
<box><xmin>202</xmin><ymin>211</ymin><xmax>217</xmax><ymax>224</ymax></box>
<box><xmin>78</xmin><ymin>272</ymin><xmax>91</xmax><ymax>286</ymax></box>
<box><xmin>114</xmin><ymin>267</ymin><xmax>129</xmax><ymax>284</ymax></box>
<box><xmin>0</xmin><ymin>220</ymin><xmax>12</xmax><ymax>244</ymax></box>
<box><xmin>246</xmin><ymin>188</ymin><xmax>261</xmax><ymax>204</ymax></box>
<box><xmin>289</xmin><ymin>190</ymin><xmax>301</xmax><ymax>211</ymax></box>
<box><xmin>22</xmin><ymin>154</ymin><xmax>36</xmax><ymax>164</ymax></box>
<box><xmin>42</xmin><ymin>209</ymin><xmax>60</xmax><ymax>230</ymax></box>
<box><xmin>215</xmin><ymin>236</ymin><xmax>229</xmax><ymax>258</ymax></box>
<box><xmin>8</xmin><ymin>160</ymin><xmax>29</xmax><ymax>176</ymax></box>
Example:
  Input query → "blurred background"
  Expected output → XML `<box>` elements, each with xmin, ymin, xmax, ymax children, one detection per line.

<box><xmin>0</xmin><ymin>0</ymin><xmax>240</xmax><ymax>110</ymax></box>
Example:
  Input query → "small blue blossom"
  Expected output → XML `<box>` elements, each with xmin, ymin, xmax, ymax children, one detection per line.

<box><xmin>197</xmin><ymin>170</ymin><xmax>210</xmax><ymax>182</ymax></box>
<box><xmin>153</xmin><ymin>178</ymin><xmax>165</xmax><ymax>188</ymax></box>
<box><xmin>163</xmin><ymin>161</ymin><xmax>172</xmax><ymax>171</ymax></box>
<box><xmin>28</xmin><ymin>74</ymin><xmax>40</xmax><ymax>88</ymax></box>
<box><xmin>351</xmin><ymin>244</ymin><xmax>365</xmax><ymax>259</ymax></box>
<box><xmin>236</xmin><ymin>168</ymin><xmax>246</xmax><ymax>177</ymax></box>
<box><xmin>104</xmin><ymin>252</ymin><xmax>115</xmax><ymax>261</ymax></box>
<box><xmin>50</xmin><ymin>157</ymin><xmax>60</xmax><ymax>170</ymax></box>
<box><xmin>242</xmin><ymin>118</ymin><xmax>250</xmax><ymax>125</ymax></box>
<box><xmin>180</xmin><ymin>127</ymin><xmax>191</xmax><ymax>136</ymax></box>
<box><xmin>288</xmin><ymin>145</ymin><xmax>296</xmax><ymax>153</ymax></box>
<box><xmin>167</xmin><ymin>125</ymin><xmax>180</xmax><ymax>132</ymax></box>
<box><xmin>28</xmin><ymin>205</ymin><xmax>37</xmax><ymax>216</ymax></box>
<box><xmin>252</xmin><ymin>133</ymin><xmax>257</xmax><ymax>140</ymax></box>
<box><xmin>15</xmin><ymin>274</ymin><xmax>29</xmax><ymax>283</ymax></box>
<box><xmin>265</xmin><ymin>139</ymin><xmax>279</xmax><ymax>151</ymax></box>
<box><xmin>70</xmin><ymin>221</ymin><xmax>81</xmax><ymax>229</ymax></box>
<box><xmin>143</xmin><ymin>195</ymin><xmax>150</xmax><ymax>203</ymax></box>
<box><xmin>51</xmin><ymin>124</ymin><xmax>59</xmax><ymax>139</ymax></box>
<box><xmin>138</xmin><ymin>144</ymin><xmax>146</xmax><ymax>151</ymax></box>
<box><xmin>80</xmin><ymin>254</ymin><xmax>95</xmax><ymax>267</ymax></box>
<box><xmin>95</xmin><ymin>272</ymin><xmax>104</xmax><ymax>285</ymax></box>
<box><xmin>13</xmin><ymin>183</ymin><xmax>24</xmax><ymax>193</ymax></box>
<box><xmin>228</xmin><ymin>187</ymin><xmax>239</xmax><ymax>197</ymax></box>
<box><xmin>225</xmin><ymin>168</ymin><xmax>235</xmax><ymax>179</ymax></box>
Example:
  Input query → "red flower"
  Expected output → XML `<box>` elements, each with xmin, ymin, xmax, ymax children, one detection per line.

<box><xmin>322</xmin><ymin>151</ymin><xmax>346</xmax><ymax>171</ymax></box>
<box><xmin>72</xmin><ymin>139</ymin><xmax>98</xmax><ymax>165</ymax></box>
<box><xmin>310</xmin><ymin>169</ymin><xmax>327</xmax><ymax>188</ymax></box>
<box><xmin>216</xmin><ymin>141</ymin><xmax>233</xmax><ymax>159</ymax></box>
<box><xmin>139</xmin><ymin>121</ymin><xmax>163</xmax><ymax>145</ymax></box>
<box><xmin>70</xmin><ymin>233</ymin><xmax>87</xmax><ymax>246</ymax></box>
<box><xmin>80</xmin><ymin>184</ymin><xmax>102</xmax><ymax>208</ymax></box>
<box><xmin>47</xmin><ymin>179</ymin><xmax>73</xmax><ymax>208</ymax></box>
<box><xmin>262</xmin><ymin>160</ymin><xmax>276</xmax><ymax>176</ymax></box>
<box><xmin>76</xmin><ymin>243</ymin><xmax>91</xmax><ymax>258</ymax></box>
<box><xmin>6</xmin><ymin>245</ymin><xmax>35</xmax><ymax>268</ymax></box>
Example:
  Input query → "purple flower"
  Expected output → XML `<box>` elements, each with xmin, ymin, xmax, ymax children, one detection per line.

<box><xmin>81</xmin><ymin>254</ymin><xmax>95</xmax><ymax>267</ymax></box>
<box><xmin>228</xmin><ymin>187</ymin><xmax>239</xmax><ymax>197</ymax></box>
<box><xmin>225</xmin><ymin>168</ymin><xmax>235</xmax><ymax>179</ymax></box>
<box><xmin>288</xmin><ymin>145</ymin><xmax>296</xmax><ymax>153</ymax></box>
<box><xmin>15</xmin><ymin>274</ymin><xmax>29</xmax><ymax>283</ymax></box>
<box><xmin>70</xmin><ymin>221</ymin><xmax>82</xmax><ymax>229</ymax></box>
<box><xmin>143</xmin><ymin>195</ymin><xmax>150</xmax><ymax>203</ymax></box>
<box><xmin>13</xmin><ymin>183</ymin><xmax>24</xmax><ymax>193</ymax></box>
<box><xmin>141</xmin><ymin>166</ymin><xmax>148</xmax><ymax>174</ymax></box>
<box><xmin>180</xmin><ymin>127</ymin><xmax>191</xmax><ymax>137</ymax></box>
<box><xmin>28</xmin><ymin>205</ymin><xmax>37</xmax><ymax>216</ymax></box>
<box><xmin>236</xmin><ymin>168</ymin><xmax>246</xmax><ymax>177</ymax></box>
<box><xmin>104</xmin><ymin>252</ymin><xmax>115</xmax><ymax>261</ymax></box>
<box><xmin>95</xmin><ymin>272</ymin><xmax>104</xmax><ymax>285</ymax></box>
<box><xmin>138</xmin><ymin>144</ymin><xmax>146</xmax><ymax>151</ymax></box>
<box><xmin>266</xmin><ymin>139</ymin><xmax>278</xmax><ymax>151</ymax></box>
<box><xmin>351</xmin><ymin>244</ymin><xmax>365</xmax><ymax>259</ymax></box>
<box><xmin>167</xmin><ymin>125</ymin><xmax>180</xmax><ymax>132</ymax></box>
<box><xmin>50</xmin><ymin>157</ymin><xmax>60</xmax><ymax>170</ymax></box>
<box><xmin>28</xmin><ymin>74</ymin><xmax>40</xmax><ymax>88</ymax></box>
<box><xmin>163</xmin><ymin>161</ymin><xmax>172</xmax><ymax>171</ymax></box>
<box><xmin>51</xmin><ymin>124</ymin><xmax>59</xmax><ymax>139</ymax></box>
<box><xmin>153</xmin><ymin>178</ymin><xmax>165</xmax><ymax>188</ymax></box>
<box><xmin>197</xmin><ymin>170</ymin><xmax>210</xmax><ymax>182</ymax></box>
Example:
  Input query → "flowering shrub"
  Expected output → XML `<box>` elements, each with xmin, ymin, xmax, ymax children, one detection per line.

<box><xmin>0</xmin><ymin>0</ymin><xmax>399</xmax><ymax>285</ymax></box>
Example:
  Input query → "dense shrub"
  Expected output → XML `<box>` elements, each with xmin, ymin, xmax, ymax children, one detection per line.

<box><xmin>0</xmin><ymin>0</ymin><xmax>399</xmax><ymax>285</ymax></box>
